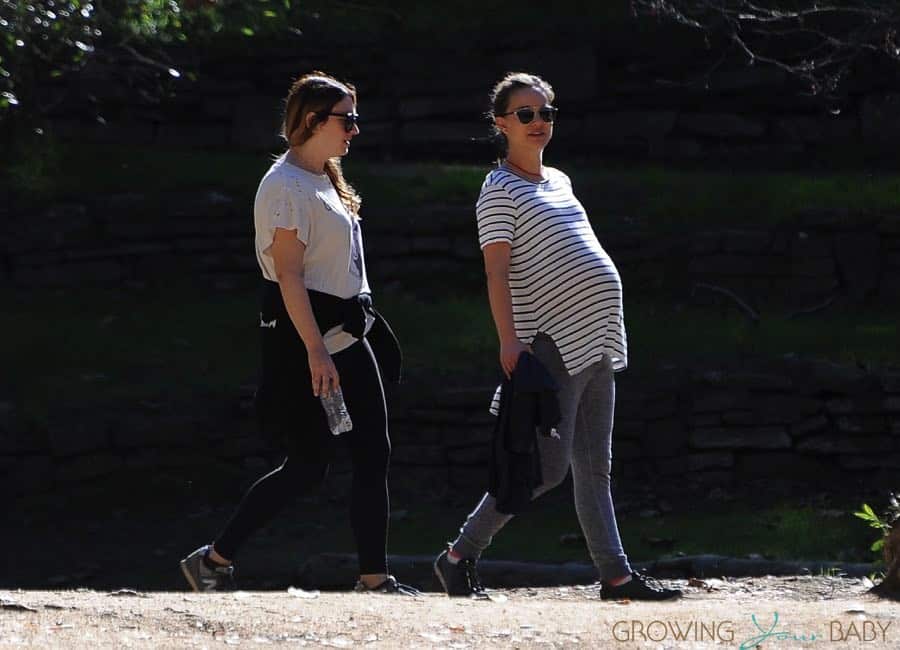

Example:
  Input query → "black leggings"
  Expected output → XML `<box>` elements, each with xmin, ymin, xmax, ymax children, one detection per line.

<box><xmin>213</xmin><ymin>338</ymin><xmax>392</xmax><ymax>575</ymax></box>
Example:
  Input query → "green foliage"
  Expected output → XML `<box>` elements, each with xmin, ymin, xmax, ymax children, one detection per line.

<box><xmin>4</xmin><ymin>128</ymin><xmax>61</xmax><ymax>193</ymax></box>
<box><xmin>854</xmin><ymin>495</ymin><xmax>899</xmax><ymax>557</ymax></box>
<box><xmin>0</xmin><ymin>0</ymin><xmax>99</xmax><ymax>109</ymax></box>
<box><xmin>0</xmin><ymin>0</ymin><xmax>299</xmax><ymax>118</ymax></box>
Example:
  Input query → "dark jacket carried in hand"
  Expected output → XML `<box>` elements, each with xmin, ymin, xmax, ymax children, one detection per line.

<box><xmin>488</xmin><ymin>351</ymin><xmax>561</xmax><ymax>515</ymax></box>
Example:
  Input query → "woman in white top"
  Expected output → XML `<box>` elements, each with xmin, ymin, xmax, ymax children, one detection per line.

<box><xmin>433</xmin><ymin>72</ymin><xmax>680</xmax><ymax>601</ymax></box>
<box><xmin>180</xmin><ymin>71</ymin><xmax>414</xmax><ymax>595</ymax></box>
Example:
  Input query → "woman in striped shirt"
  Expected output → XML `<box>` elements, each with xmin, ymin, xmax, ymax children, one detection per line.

<box><xmin>433</xmin><ymin>72</ymin><xmax>680</xmax><ymax>601</ymax></box>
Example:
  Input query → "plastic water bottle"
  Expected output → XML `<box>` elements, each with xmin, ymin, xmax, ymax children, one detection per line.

<box><xmin>320</xmin><ymin>385</ymin><xmax>353</xmax><ymax>435</ymax></box>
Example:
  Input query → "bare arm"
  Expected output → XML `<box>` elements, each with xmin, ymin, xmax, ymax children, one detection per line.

<box><xmin>482</xmin><ymin>242</ymin><xmax>530</xmax><ymax>378</ymax></box>
<box><xmin>270</xmin><ymin>227</ymin><xmax>339</xmax><ymax>397</ymax></box>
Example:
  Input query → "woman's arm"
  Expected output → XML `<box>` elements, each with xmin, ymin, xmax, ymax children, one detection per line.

<box><xmin>482</xmin><ymin>242</ymin><xmax>529</xmax><ymax>378</ymax></box>
<box><xmin>270</xmin><ymin>227</ymin><xmax>339</xmax><ymax>397</ymax></box>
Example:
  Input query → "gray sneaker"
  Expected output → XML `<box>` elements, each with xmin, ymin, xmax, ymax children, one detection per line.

<box><xmin>433</xmin><ymin>549</ymin><xmax>487</xmax><ymax>598</ymax></box>
<box><xmin>179</xmin><ymin>545</ymin><xmax>236</xmax><ymax>592</ymax></box>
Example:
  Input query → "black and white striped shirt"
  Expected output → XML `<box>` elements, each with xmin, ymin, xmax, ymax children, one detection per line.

<box><xmin>476</xmin><ymin>167</ymin><xmax>627</xmax><ymax>376</ymax></box>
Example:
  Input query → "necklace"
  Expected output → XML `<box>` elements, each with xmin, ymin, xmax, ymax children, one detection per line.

<box><xmin>502</xmin><ymin>158</ymin><xmax>546</xmax><ymax>182</ymax></box>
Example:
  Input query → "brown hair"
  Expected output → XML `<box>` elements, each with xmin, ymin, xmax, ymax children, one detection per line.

<box><xmin>487</xmin><ymin>72</ymin><xmax>555</xmax><ymax>161</ymax></box>
<box><xmin>281</xmin><ymin>71</ymin><xmax>362</xmax><ymax>216</ymax></box>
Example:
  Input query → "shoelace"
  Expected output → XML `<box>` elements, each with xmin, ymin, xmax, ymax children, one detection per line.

<box><xmin>459</xmin><ymin>559</ymin><xmax>485</xmax><ymax>593</ymax></box>
<box><xmin>359</xmin><ymin>576</ymin><xmax>421</xmax><ymax>596</ymax></box>
<box><xmin>629</xmin><ymin>571</ymin><xmax>671</xmax><ymax>593</ymax></box>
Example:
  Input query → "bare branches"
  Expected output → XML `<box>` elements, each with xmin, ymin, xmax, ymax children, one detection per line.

<box><xmin>631</xmin><ymin>0</ymin><xmax>900</xmax><ymax>99</ymax></box>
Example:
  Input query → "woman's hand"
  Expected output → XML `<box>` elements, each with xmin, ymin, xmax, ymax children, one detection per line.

<box><xmin>499</xmin><ymin>338</ymin><xmax>531</xmax><ymax>379</ymax></box>
<box><xmin>308</xmin><ymin>345</ymin><xmax>340</xmax><ymax>397</ymax></box>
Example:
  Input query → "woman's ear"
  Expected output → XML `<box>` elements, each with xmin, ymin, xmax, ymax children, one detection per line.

<box><xmin>305</xmin><ymin>111</ymin><xmax>318</xmax><ymax>132</ymax></box>
<box><xmin>495</xmin><ymin>117</ymin><xmax>507</xmax><ymax>134</ymax></box>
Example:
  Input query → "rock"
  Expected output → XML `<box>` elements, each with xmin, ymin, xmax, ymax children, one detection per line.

<box><xmin>639</xmin><ymin>394</ymin><xmax>679</xmax><ymax>419</ymax></box>
<box><xmin>884</xmin><ymin>372</ymin><xmax>900</xmax><ymax>394</ymax></box>
<box><xmin>834</xmin><ymin>231</ymin><xmax>882</xmax><ymax>300</ymax></box>
<box><xmin>0</xmin><ymin>425</ymin><xmax>47</xmax><ymax>455</ymax></box>
<box><xmin>791</xmin><ymin>360</ymin><xmax>869</xmax><ymax>395</ymax></box>
<box><xmin>399</xmin><ymin>121</ymin><xmax>482</xmax><ymax>146</ymax></box>
<box><xmin>641</xmin><ymin>417</ymin><xmax>688</xmax><ymax>457</ymax></box>
<box><xmin>736</xmin><ymin>452</ymin><xmax>834</xmax><ymax>480</ymax></box>
<box><xmin>729</xmin><ymin>372</ymin><xmax>794</xmax><ymax>392</ymax></box>
<box><xmin>721</xmin><ymin>410</ymin><xmax>755</xmax><ymax>426</ymax></box>
<box><xmin>678</xmin><ymin>113</ymin><xmax>766</xmax><ymax>138</ymax></box>
<box><xmin>230</xmin><ymin>95</ymin><xmax>282</xmax><ymax>150</ymax></box>
<box><xmin>690</xmin><ymin>426</ymin><xmax>791</xmax><ymax>449</ymax></box>
<box><xmin>691</xmin><ymin>232</ymin><xmax>722</xmax><ymax>255</ymax></box>
<box><xmin>777</xmin><ymin>116</ymin><xmax>857</xmax><ymax>144</ymax></box>
<box><xmin>612</xmin><ymin>419</ymin><xmax>645</xmax><ymax>439</ymax></box>
<box><xmin>1</xmin><ymin>455</ymin><xmax>53</xmax><ymax>495</ymax></box>
<box><xmin>839</xmin><ymin>454</ymin><xmax>900</xmax><ymax>470</ymax></box>
<box><xmin>391</xmin><ymin>444</ymin><xmax>447</xmax><ymax>466</ymax></box>
<box><xmin>722</xmin><ymin>230</ymin><xmax>772</xmax><ymax>254</ymax></box>
<box><xmin>692</xmin><ymin>390</ymin><xmax>749</xmax><ymax>413</ymax></box>
<box><xmin>125</xmin><ymin>449</ymin><xmax>201</xmax><ymax>470</ymax></box>
<box><xmin>689</xmin><ymin>254</ymin><xmax>786</xmax><ymax>277</ymax></box>
<box><xmin>397</xmin><ymin>92</ymin><xmax>487</xmax><ymax>120</ymax></box>
<box><xmin>755</xmin><ymin>395</ymin><xmax>821</xmax><ymax>423</ymax></box>
<box><xmin>447</xmin><ymin>466</ymin><xmax>487</xmax><ymax>492</ymax></box>
<box><xmin>156</xmin><ymin>123</ymin><xmax>229</xmax><ymax>149</ymax></box>
<box><xmin>791</xmin><ymin>414</ymin><xmax>830</xmax><ymax>437</ymax></box>
<box><xmin>584</xmin><ymin>111</ymin><xmax>677</xmax><ymax>149</ymax></box>
<box><xmin>657</xmin><ymin>452</ymin><xmax>734</xmax><ymax>475</ymax></box>
<box><xmin>691</xmin><ymin>412</ymin><xmax>723</xmax><ymax>428</ymax></box>
<box><xmin>496</xmin><ymin>47</ymin><xmax>598</xmax><ymax>100</ymax></box>
<box><xmin>55</xmin><ymin>453</ymin><xmax>122</xmax><ymax>482</ymax></box>
<box><xmin>48</xmin><ymin>419</ymin><xmax>111</xmax><ymax>458</ymax></box>
<box><xmin>217</xmin><ymin>436</ymin><xmax>268</xmax><ymax>458</ymax></box>
<box><xmin>796</xmin><ymin>435</ymin><xmax>893</xmax><ymax>454</ymax></box>
<box><xmin>835</xmin><ymin>416</ymin><xmax>888</xmax><ymax>435</ymax></box>
<box><xmin>861</xmin><ymin>94</ymin><xmax>900</xmax><ymax>148</ymax></box>
<box><xmin>613</xmin><ymin>440</ymin><xmax>642</xmax><ymax>461</ymax></box>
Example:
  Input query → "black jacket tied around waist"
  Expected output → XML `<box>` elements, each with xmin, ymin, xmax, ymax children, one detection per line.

<box><xmin>259</xmin><ymin>279</ymin><xmax>402</xmax><ymax>383</ymax></box>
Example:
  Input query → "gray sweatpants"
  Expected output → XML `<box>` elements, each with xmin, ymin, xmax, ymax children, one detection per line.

<box><xmin>451</xmin><ymin>333</ymin><xmax>632</xmax><ymax>581</ymax></box>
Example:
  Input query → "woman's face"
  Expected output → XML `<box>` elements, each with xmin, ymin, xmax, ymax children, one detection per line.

<box><xmin>311</xmin><ymin>94</ymin><xmax>360</xmax><ymax>157</ymax></box>
<box><xmin>495</xmin><ymin>86</ymin><xmax>554</xmax><ymax>154</ymax></box>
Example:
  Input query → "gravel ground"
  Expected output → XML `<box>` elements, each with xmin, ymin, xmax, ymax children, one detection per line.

<box><xmin>2</xmin><ymin>576</ymin><xmax>897</xmax><ymax>649</ymax></box>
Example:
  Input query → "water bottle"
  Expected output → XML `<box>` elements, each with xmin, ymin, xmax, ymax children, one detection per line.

<box><xmin>320</xmin><ymin>385</ymin><xmax>353</xmax><ymax>435</ymax></box>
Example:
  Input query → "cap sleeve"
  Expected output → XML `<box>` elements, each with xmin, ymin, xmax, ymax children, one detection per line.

<box><xmin>255</xmin><ymin>175</ymin><xmax>312</xmax><ymax>257</ymax></box>
<box><xmin>475</xmin><ymin>182</ymin><xmax>516</xmax><ymax>249</ymax></box>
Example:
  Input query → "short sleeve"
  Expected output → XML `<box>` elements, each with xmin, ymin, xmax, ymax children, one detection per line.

<box><xmin>475</xmin><ymin>183</ymin><xmax>516</xmax><ymax>249</ymax></box>
<box><xmin>256</xmin><ymin>176</ymin><xmax>311</xmax><ymax>254</ymax></box>
<box><xmin>553</xmin><ymin>168</ymin><xmax>573</xmax><ymax>190</ymax></box>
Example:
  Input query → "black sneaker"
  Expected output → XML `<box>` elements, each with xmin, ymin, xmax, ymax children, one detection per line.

<box><xmin>601</xmin><ymin>571</ymin><xmax>682</xmax><ymax>601</ymax></box>
<box><xmin>433</xmin><ymin>549</ymin><xmax>487</xmax><ymax>598</ymax></box>
<box><xmin>353</xmin><ymin>575</ymin><xmax>420</xmax><ymax>596</ymax></box>
<box><xmin>179</xmin><ymin>545</ymin><xmax>236</xmax><ymax>593</ymax></box>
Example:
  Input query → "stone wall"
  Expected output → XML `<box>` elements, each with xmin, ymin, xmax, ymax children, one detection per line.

<box><xmin>3</xmin><ymin>193</ymin><xmax>899</xmax><ymax>311</ymax></box>
<box><xmin>3</xmin><ymin>357</ymin><xmax>899</xmax><ymax>498</ymax></box>
<box><xmin>31</xmin><ymin>21</ymin><xmax>900</xmax><ymax>164</ymax></box>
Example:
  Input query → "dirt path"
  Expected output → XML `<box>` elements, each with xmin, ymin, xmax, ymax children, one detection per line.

<box><xmin>2</xmin><ymin>577</ymin><xmax>897</xmax><ymax>649</ymax></box>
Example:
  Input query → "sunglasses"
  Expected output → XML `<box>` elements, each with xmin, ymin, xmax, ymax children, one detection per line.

<box><xmin>497</xmin><ymin>106</ymin><xmax>558</xmax><ymax>125</ymax></box>
<box><xmin>321</xmin><ymin>111</ymin><xmax>359</xmax><ymax>133</ymax></box>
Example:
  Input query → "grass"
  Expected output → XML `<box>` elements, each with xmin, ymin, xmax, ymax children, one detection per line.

<box><xmin>568</xmin><ymin>165</ymin><xmax>900</xmax><ymax>230</ymax></box>
<box><xmin>5</xmin><ymin>141</ymin><xmax>900</xmax><ymax>233</ymax></box>
<box><xmin>384</xmin><ymin>500</ymin><xmax>875</xmax><ymax>564</ymax></box>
